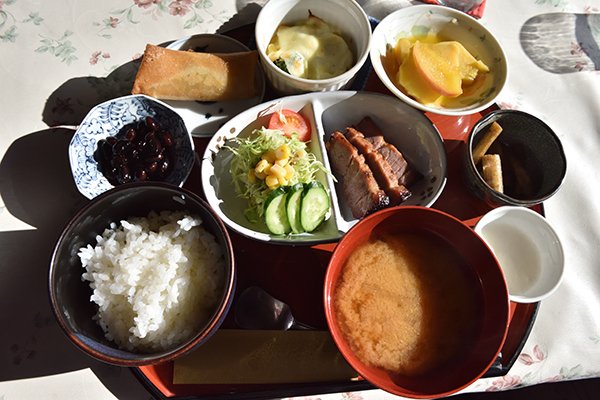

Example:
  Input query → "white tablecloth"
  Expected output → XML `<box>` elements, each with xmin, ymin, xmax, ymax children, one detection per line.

<box><xmin>1</xmin><ymin>1</ymin><xmax>599</xmax><ymax>399</ymax></box>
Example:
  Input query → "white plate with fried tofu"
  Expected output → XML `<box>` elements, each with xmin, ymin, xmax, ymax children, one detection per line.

<box><xmin>201</xmin><ymin>91</ymin><xmax>447</xmax><ymax>244</ymax></box>
<box><xmin>165</xmin><ymin>33</ymin><xmax>265</xmax><ymax>137</ymax></box>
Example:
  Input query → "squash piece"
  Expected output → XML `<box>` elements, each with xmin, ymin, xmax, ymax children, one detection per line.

<box><xmin>397</xmin><ymin>45</ymin><xmax>444</xmax><ymax>105</ymax></box>
<box><xmin>411</xmin><ymin>41</ymin><xmax>489</xmax><ymax>97</ymax></box>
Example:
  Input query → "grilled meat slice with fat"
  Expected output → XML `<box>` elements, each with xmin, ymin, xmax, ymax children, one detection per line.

<box><xmin>345</xmin><ymin>127</ymin><xmax>411</xmax><ymax>204</ymax></box>
<box><xmin>365</xmin><ymin>135</ymin><xmax>386</xmax><ymax>151</ymax></box>
<box><xmin>326</xmin><ymin>131</ymin><xmax>389</xmax><ymax>218</ymax></box>
<box><xmin>355</xmin><ymin>116</ymin><xmax>383</xmax><ymax>137</ymax></box>
<box><xmin>377</xmin><ymin>143</ymin><xmax>421</xmax><ymax>187</ymax></box>
<box><xmin>354</xmin><ymin>116</ymin><xmax>421</xmax><ymax>186</ymax></box>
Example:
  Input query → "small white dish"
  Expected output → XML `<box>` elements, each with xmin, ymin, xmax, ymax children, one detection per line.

<box><xmin>475</xmin><ymin>206</ymin><xmax>565</xmax><ymax>303</ymax></box>
<box><xmin>166</xmin><ymin>34</ymin><xmax>265</xmax><ymax>137</ymax></box>
<box><xmin>370</xmin><ymin>5</ymin><xmax>508</xmax><ymax>116</ymax></box>
<box><xmin>201</xmin><ymin>91</ymin><xmax>447</xmax><ymax>244</ymax></box>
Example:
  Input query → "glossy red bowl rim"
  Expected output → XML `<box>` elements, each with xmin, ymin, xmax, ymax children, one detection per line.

<box><xmin>324</xmin><ymin>206</ymin><xmax>510</xmax><ymax>398</ymax></box>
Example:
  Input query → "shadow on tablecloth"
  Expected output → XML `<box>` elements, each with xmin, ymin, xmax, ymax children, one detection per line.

<box><xmin>41</xmin><ymin>59</ymin><xmax>141</xmax><ymax>128</ymax></box>
<box><xmin>0</xmin><ymin>128</ymin><xmax>149</xmax><ymax>399</ymax></box>
<box><xmin>0</xmin><ymin>3</ymin><xmax>283</xmax><ymax>398</ymax></box>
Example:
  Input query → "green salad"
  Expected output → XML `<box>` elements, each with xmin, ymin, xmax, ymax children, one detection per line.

<box><xmin>227</xmin><ymin>128</ymin><xmax>329</xmax><ymax>224</ymax></box>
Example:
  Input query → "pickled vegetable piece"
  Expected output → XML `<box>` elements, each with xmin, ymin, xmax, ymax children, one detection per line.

<box><xmin>473</xmin><ymin>121</ymin><xmax>503</xmax><ymax>165</ymax></box>
<box><xmin>481</xmin><ymin>154</ymin><xmax>504</xmax><ymax>193</ymax></box>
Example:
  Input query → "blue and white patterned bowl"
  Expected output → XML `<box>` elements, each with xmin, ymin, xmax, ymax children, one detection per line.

<box><xmin>69</xmin><ymin>94</ymin><xmax>195</xmax><ymax>199</ymax></box>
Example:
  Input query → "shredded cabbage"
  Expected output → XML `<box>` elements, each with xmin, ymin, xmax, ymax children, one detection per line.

<box><xmin>227</xmin><ymin>128</ymin><xmax>329</xmax><ymax>222</ymax></box>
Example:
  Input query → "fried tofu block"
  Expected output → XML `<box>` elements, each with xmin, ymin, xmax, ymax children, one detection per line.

<box><xmin>132</xmin><ymin>44</ymin><xmax>259</xmax><ymax>101</ymax></box>
<box><xmin>481</xmin><ymin>154</ymin><xmax>503</xmax><ymax>193</ymax></box>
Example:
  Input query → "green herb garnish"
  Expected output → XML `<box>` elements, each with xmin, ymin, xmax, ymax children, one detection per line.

<box><xmin>273</xmin><ymin>58</ymin><xmax>289</xmax><ymax>74</ymax></box>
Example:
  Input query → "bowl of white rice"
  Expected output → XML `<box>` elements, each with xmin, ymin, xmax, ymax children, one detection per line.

<box><xmin>49</xmin><ymin>182</ymin><xmax>235</xmax><ymax>366</ymax></box>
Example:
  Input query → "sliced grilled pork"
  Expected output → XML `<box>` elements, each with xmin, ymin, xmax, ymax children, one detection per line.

<box><xmin>377</xmin><ymin>143</ymin><xmax>421</xmax><ymax>187</ymax></box>
<box><xmin>344</xmin><ymin>126</ymin><xmax>363</xmax><ymax>143</ymax></box>
<box><xmin>355</xmin><ymin>116</ymin><xmax>383</xmax><ymax>137</ymax></box>
<box><xmin>354</xmin><ymin>117</ymin><xmax>421</xmax><ymax>187</ymax></box>
<box><xmin>327</xmin><ymin>131</ymin><xmax>354</xmax><ymax>174</ymax></box>
<box><xmin>326</xmin><ymin>131</ymin><xmax>389</xmax><ymax>218</ymax></box>
<box><xmin>364</xmin><ymin>152</ymin><xmax>412</xmax><ymax>204</ymax></box>
<box><xmin>345</xmin><ymin>128</ymin><xmax>411</xmax><ymax>205</ymax></box>
<box><xmin>365</xmin><ymin>135</ymin><xmax>386</xmax><ymax>151</ymax></box>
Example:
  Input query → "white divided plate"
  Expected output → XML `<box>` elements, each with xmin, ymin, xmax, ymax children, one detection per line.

<box><xmin>201</xmin><ymin>91</ymin><xmax>447</xmax><ymax>244</ymax></box>
<box><xmin>165</xmin><ymin>34</ymin><xmax>265</xmax><ymax>137</ymax></box>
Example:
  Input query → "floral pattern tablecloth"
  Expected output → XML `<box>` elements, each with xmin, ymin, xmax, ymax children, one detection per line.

<box><xmin>1</xmin><ymin>1</ymin><xmax>599</xmax><ymax>399</ymax></box>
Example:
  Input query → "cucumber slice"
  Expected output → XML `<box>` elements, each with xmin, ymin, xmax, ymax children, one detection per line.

<box><xmin>264</xmin><ymin>187</ymin><xmax>291</xmax><ymax>235</ymax></box>
<box><xmin>286</xmin><ymin>183</ymin><xmax>305</xmax><ymax>234</ymax></box>
<box><xmin>300</xmin><ymin>181</ymin><xmax>330</xmax><ymax>233</ymax></box>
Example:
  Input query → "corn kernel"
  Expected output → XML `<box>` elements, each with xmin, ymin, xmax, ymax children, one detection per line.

<box><xmin>277</xmin><ymin>176</ymin><xmax>289</xmax><ymax>186</ymax></box>
<box><xmin>275</xmin><ymin>158</ymin><xmax>288</xmax><ymax>167</ymax></box>
<box><xmin>255</xmin><ymin>159</ymin><xmax>270</xmax><ymax>173</ymax></box>
<box><xmin>269</xmin><ymin>163</ymin><xmax>286</xmax><ymax>179</ymax></box>
<box><xmin>247</xmin><ymin>169</ymin><xmax>257</xmax><ymax>183</ymax></box>
<box><xmin>284</xmin><ymin>164</ymin><xmax>294</xmax><ymax>180</ymax></box>
<box><xmin>275</xmin><ymin>144</ymin><xmax>290</xmax><ymax>160</ymax></box>
<box><xmin>265</xmin><ymin>175</ymin><xmax>279</xmax><ymax>188</ymax></box>
<box><xmin>261</xmin><ymin>150</ymin><xmax>276</xmax><ymax>164</ymax></box>
<box><xmin>295</xmin><ymin>149</ymin><xmax>307</xmax><ymax>158</ymax></box>
<box><xmin>255</xmin><ymin>170</ymin><xmax>267</xmax><ymax>180</ymax></box>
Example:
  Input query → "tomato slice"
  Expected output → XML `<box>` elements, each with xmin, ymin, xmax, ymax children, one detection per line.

<box><xmin>267</xmin><ymin>109</ymin><xmax>311</xmax><ymax>142</ymax></box>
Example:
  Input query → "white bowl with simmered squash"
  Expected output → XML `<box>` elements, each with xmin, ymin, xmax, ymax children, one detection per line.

<box><xmin>370</xmin><ymin>5</ymin><xmax>508</xmax><ymax>116</ymax></box>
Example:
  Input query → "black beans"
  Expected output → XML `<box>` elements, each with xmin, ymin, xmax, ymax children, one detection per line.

<box><xmin>106</xmin><ymin>136</ymin><xmax>117</xmax><ymax>146</ymax></box>
<box><xmin>95</xmin><ymin>116</ymin><xmax>175</xmax><ymax>185</ymax></box>
<box><xmin>146</xmin><ymin>115</ymin><xmax>159</xmax><ymax>131</ymax></box>
<box><xmin>125</xmin><ymin>127</ymin><xmax>137</xmax><ymax>142</ymax></box>
<box><xmin>157</xmin><ymin>130</ymin><xmax>174</xmax><ymax>148</ymax></box>
<box><xmin>159</xmin><ymin>159</ymin><xmax>170</xmax><ymax>175</ymax></box>
<box><xmin>135</xmin><ymin>168</ymin><xmax>148</xmax><ymax>182</ymax></box>
<box><xmin>147</xmin><ymin>161</ymin><xmax>159</xmax><ymax>174</ymax></box>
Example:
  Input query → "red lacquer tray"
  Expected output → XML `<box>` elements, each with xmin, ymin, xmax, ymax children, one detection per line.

<box><xmin>132</xmin><ymin>24</ymin><xmax>540</xmax><ymax>400</ymax></box>
<box><xmin>132</xmin><ymin>102</ymin><xmax>540</xmax><ymax>400</ymax></box>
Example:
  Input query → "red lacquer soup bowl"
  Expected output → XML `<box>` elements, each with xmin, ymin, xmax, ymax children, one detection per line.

<box><xmin>324</xmin><ymin>206</ymin><xmax>509</xmax><ymax>398</ymax></box>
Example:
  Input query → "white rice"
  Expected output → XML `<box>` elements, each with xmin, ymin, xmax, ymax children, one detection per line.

<box><xmin>78</xmin><ymin>210</ymin><xmax>226</xmax><ymax>353</ymax></box>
